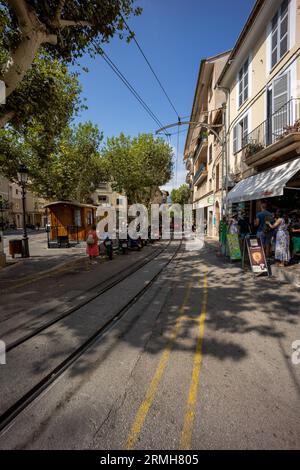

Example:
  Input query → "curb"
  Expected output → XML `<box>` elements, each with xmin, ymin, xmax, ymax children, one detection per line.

<box><xmin>0</xmin><ymin>255</ymin><xmax>87</xmax><ymax>294</ymax></box>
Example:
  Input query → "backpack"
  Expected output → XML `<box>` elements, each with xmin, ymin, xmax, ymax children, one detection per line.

<box><xmin>86</xmin><ymin>233</ymin><xmax>95</xmax><ymax>245</ymax></box>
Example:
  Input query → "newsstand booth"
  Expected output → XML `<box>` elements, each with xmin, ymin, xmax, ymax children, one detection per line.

<box><xmin>44</xmin><ymin>201</ymin><xmax>97</xmax><ymax>247</ymax></box>
<box><xmin>227</xmin><ymin>159</ymin><xmax>300</xmax><ymax>219</ymax></box>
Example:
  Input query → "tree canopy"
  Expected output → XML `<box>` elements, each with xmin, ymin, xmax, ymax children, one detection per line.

<box><xmin>102</xmin><ymin>133</ymin><xmax>173</xmax><ymax>205</ymax></box>
<box><xmin>0</xmin><ymin>55</ymin><xmax>84</xmax><ymax>181</ymax></box>
<box><xmin>0</xmin><ymin>0</ymin><xmax>141</xmax><ymax>126</ymax></box>
<box><xmin>171</xmin><ymin>184</ymin><xmax>191</xmax><ymax>206</ymax></box>
<box><xmin>0</xmin><ymin>121</ymin><xmax>105</xmax><ymax>201</ymax></box>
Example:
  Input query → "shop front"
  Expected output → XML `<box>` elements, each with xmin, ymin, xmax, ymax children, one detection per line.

<box><xmin>227</xmin><ymin>158</ymin><xmax>300</xmax><ymax>216</ymax></box>
<box><xmin>227</xmin><ymin>158</ymin><xmax>300</xmax><ymax>266</ymax></box>
<box><xmin>193</xmin><ymin>196</ymin><xmax>214</xmax><ymax>236</ymax></box>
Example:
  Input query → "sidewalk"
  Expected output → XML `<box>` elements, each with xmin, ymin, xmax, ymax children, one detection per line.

<box><xmin>0</xmin><ymin>252</ymin><xmax>87</xmax><ymax>292</ymax></box>
<box><xmin>204</xmin><ymin>237</ymin><xmax>300</xmax><ymax>288</ymax></box>
<box><xmin>0</xmin><ymin>231</ymin><xmax>89</xmax><ymax>291</ymax></box>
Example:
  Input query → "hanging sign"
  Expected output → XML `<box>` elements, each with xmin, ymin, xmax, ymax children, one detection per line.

<box><xmin>227</xmin><ymin>233</ymin><xmax>242</xmax><ymax>260</ymax></box>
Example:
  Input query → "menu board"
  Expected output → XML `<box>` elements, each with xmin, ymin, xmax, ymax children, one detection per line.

<box><xmin>246</xmin><ymin>237</ymin><xmax>268</xmax><ymax>274</ymax></box>
<box><xmin>227</xmin><ymin>233</ymin><xmax>242</xmax><ymax>261</ymax></box>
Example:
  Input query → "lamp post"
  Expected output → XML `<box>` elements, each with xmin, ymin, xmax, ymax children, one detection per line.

<box><xmin>17</xmin><ymin>164</ymin><xmax>30</xmax><ymax>258</ymax></box>
<box><xmin>0</xmin><ymin>195</ymin><xmax>6</xmax><ymax>267</ymax></box>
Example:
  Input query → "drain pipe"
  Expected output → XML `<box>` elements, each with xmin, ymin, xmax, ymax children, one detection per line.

<box><xmin>217</xmin><ymin>86</ymin><xmax>230</xmax><ymax>218</ymax></box>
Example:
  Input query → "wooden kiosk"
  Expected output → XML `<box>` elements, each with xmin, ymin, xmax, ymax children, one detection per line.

<box><xmin>44</xmin><ymin>201</ymin><xmax>97</xmax><ymax>247</ymax></box>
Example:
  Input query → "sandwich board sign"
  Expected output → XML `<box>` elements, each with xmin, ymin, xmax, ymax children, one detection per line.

<box><xmin>243</xmin><ymin>237</ymin><xmax>268</xmax><ymax>275</ymax></box>
<box><xmin>227</xmin><ymin>233</ymin><xmax>242</xmax><ymax>261</ymax></box>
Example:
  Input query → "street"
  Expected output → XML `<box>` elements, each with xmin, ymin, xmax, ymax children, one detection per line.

<box><xmin>0</xmin><ymin>240</ymin><xmax>299</xmax><ymax>450</ymax></box>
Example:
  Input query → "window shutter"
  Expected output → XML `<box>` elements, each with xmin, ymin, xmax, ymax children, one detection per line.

<box><xmin>271</xmin><ymin>0</ymin><xmax>289</xmax><ymax>69</ymax></box>
<box><xmin>271</xmin><ymin>12</ymin><xmax>279</xmax><ymax>68</ymax></box>
<box><xmin>233</xmin><ymin>125</ymin><xmax>238</xmax><ymax>153</ymax></box>
<box><xmin>272</xmin><ymin>71</ymin><xmax>290</xmax><ymax>139</ymax></box>
<box><xmin>242</xmin><ymin>115</ymin><xmax>248</xmax><ymax>147</ymax></box>
<box><xmin>243</xmin><ymin>59</ymin><xmax>249</xmax><ymax>102</ymax></box>
<box><xmin>280</xmin><ymin>0</ymin><xmax>289</xmax><ymax>57</ymax></box>
<box><xmin>273</xmin><ymin>72</ymin><xmax>289</xmax><ymax>113</ymax></box>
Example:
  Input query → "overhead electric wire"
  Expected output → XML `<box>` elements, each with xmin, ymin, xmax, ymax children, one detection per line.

<box><xmin>93</xmin><ymin>42</ymin><xmax>170</xmax><ymax>137</ymax></box>
<box><xmin>101</xmin><ymin>51</ymin><xmax>168</xmax><ymax>134</ymax></box>
<box><xmin>121</xmin><ymin>14</ymin><xmax>181</xmax><ymax>121</ymax></box>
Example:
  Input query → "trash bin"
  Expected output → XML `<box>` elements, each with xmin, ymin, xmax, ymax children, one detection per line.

<box><xmin>9</xmin><ymin>239</ymin><xmax>23</xmax><ymax>258</ymax></box>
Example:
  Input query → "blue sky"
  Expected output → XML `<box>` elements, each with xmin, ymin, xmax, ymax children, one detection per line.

<box><xmin>74</xmin><ymin>0</ymin><xmax>255</xmax><ymax>192</ymax></box>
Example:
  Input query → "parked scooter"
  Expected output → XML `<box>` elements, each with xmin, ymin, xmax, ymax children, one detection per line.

<box><xmin>119</xmin><ymin>237</ymin><xmax>128</xmax><ymax>254</ymax></box>
<box><xmin>103</xmin><ymin>235</ymin><xmax>113</xmax><ymax>260</ymax></box>
<box><xmin>128</xmin><ymin>235</ymin><xmax>142</xmax><ymax>251</ymax></box>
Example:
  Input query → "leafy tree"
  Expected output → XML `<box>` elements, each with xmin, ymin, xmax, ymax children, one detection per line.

<box><xmin>0</xmin><ymin>53</ymin><xmax>83</xmax><ymax>128</ymax></box>
<box><xmin>171</xmin><ymin>184</ymin><xmax>190</xmax><ymax>206</ymax></box>
<box><xmin>0</xmin><ymin>55</ymin><xmax>83</xmax><ymax>181</ymax></box>
<box><xmin>0</xmin><ymin>0</ymin><xmax>141</xmax><ymax>127</ymax></box>
<box><xmin>102</xmin><ymin>133</ymin><xmax>173</xmax><ymax>205</ymax></box>
<box><xmin>0</xmin><ymin>121</ymin><xmax>106</xmax><ymax>202</ymax></box>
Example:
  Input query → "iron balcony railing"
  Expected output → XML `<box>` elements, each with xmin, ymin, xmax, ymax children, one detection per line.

<box><xmin>242</xmin><ymin>98</ymin><xmax>300</xmax><ymax>158</ymax></box>
<box><xmin>193</xmin><ymin>163</ymin><xmax>207</xmax><ymax>185</ymax></box>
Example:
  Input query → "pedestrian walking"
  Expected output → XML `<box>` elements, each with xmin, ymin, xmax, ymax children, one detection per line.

<box><xmin>266</xmin><ymin>211</ymin><xmax>290</xmax><ymax>267</ymax></box>
<box><xmin>86</xmin><ymin>224</ymin><xmax>99</xmax><ymax>264</ymax></box>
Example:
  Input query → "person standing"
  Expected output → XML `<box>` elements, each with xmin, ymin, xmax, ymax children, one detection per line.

<box><xmin>290</xmin><ymin>218</ymin><xmax>300</xmax><ymax>261</ymax></box>
<box><xmin>266</xmin><ymin>211</ymin><xmax>290</xmax><ymax>267</ymax></box>
<box><xmin>86</xmin><ymin>224</ymin><xmax>99</xmax><ymax>264</ymax></box>
<box><xmin>254</xmin><ymin>201</ymin><xmax>273</xmax><ymax>257</ymax></box>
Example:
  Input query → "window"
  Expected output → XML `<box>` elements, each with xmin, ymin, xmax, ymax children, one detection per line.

<box><xmin>233</xmin><ymin>115</ymin><xmax>248</xmax><ymax>153</ymax></box>
<box><xmin>208</xmin><ymin>77</ymin><xmax>213</xmax><ymax>102</ymax></box>
<box><xmin>209</xmin><ymin>144</ymin><xmax>213</xmax><ymax>164</ymax></box>
<box><xmin>238</xmin><ymin>58</ymin><xmax>249</xmax><ymax>107</ymax></box>
<box><xmin>86</xmin><ymin>210</ymin><xmax>93</xmax><ymax>225</ymax></box>
<box><xmin>271</xmin><ymin>0</ymin><xmax>289</xmax><ymax>69</ymax></box>
<box><xmin>74</xmin><ymin>209</ymin><xmax>81</xmax><ymax>227</ymax></box>
<box><xmin>98</xmin><ymin>195</ymin><xmax>108</xmax><ymax>203</ymax></box>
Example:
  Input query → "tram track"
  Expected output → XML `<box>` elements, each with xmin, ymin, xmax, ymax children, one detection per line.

<box><xmin>0</xmin><ymin>240</ymin><xmax>182</xmax><ymax>435</ymax></box>
<box><xmin>2</xmin><ymin>241</ymin><xmax>171</xmax><ymax>351</ymax></box>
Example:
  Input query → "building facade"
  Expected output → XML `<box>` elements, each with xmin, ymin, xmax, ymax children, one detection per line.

<box><xmin>185</xmin><ymin>0</ymin><xmax>300</xmax><ymax>234</ymax></box>
<box><xmin>90</xmin><ymin>182</ymin><xmax>123</xmax><ymax>209</ymax></box>
<box><xmin>217</xmin><ymin>0</ymin><xmax>300</xmax><ymax>218</ymax></box>
<box><xmin>0</xmin><ymin>176</ymin><xmax>47</xmax><ymax>228</ymax></box>
<box><xmin>184</xmin><ymin>51</ymin><xmax>230</xmax><ymax>237</ymax></box>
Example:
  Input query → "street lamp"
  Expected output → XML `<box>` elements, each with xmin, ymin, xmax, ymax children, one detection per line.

<box><xmin>17</xmin><ymin>164</ymin><xmax>30</xmax><ymax>258</ymax></box>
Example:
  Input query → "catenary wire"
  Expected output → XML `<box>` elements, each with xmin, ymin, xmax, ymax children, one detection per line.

<box><xmin>121</xmin><ymin>14</ymin><xmax>181</xmax><ymax>121</ymax></box>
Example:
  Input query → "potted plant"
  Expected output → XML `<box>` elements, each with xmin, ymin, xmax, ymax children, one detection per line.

<box><xmin>245</xmin><ymin>142</ymin><xmax>264</xmax><ymax>158</ymax></box>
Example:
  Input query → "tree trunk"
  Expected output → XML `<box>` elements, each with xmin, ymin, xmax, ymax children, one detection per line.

<box><xmin>3</xmin><ymin>31</ymin><xmax>54</xmax><ymax>100</ymax></box>
<box><xmin>0</xmin><ymin>111</ymin><xmax>15</xmax><ymax>127</ymax></box>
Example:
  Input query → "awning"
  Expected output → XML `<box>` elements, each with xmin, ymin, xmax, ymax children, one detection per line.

<box><xmin>227</xmin><ymin>159</ymin><xmax>300</xmax><ymax>204</ymax></box>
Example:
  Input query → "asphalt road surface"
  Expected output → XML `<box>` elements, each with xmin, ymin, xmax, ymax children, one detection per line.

<box><xmin>0</xmin><ymin>240</ymin><xmax>299</xmax><ymax>450</ymax></box>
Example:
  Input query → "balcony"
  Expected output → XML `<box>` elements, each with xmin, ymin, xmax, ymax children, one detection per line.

<box><xmin>242</xmin><ymin>99</ymin><xmax>300</xmax><ymax>168</ymax></box>
<box><xmin>194</xmin><ymin>132</ymin><xmax>208</xmax><ymax>165</ymax></box>
<box><xmin>186</xmin><ymin>172</ymin><xmax>193</xmax><ymax>184</ymax></box>
<box><xmin>193</xmin><ymin>163</ymin><xmax>208</xmax><ymax>186</ymax></box>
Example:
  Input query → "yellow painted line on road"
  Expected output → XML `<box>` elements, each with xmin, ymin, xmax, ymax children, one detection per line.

<box><xmin>125</xmin><ymin>281</ymin><xmax>192</xmax><ymax>450</ymax></box>
<box><xmin>180</xmin><ymin>272</ymin><xmax>208</xmax><ymax>450</ymax></box>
